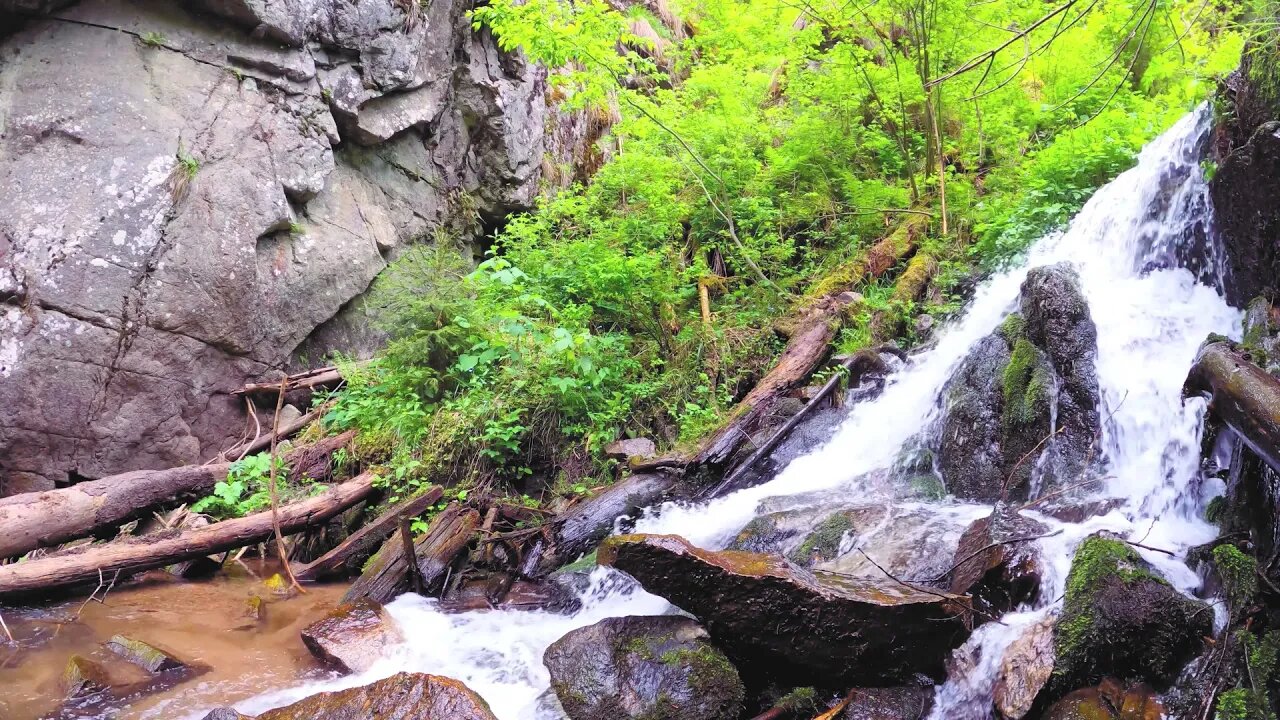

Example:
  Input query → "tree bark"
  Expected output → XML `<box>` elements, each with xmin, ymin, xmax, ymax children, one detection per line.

<box><xmin>0</xmin><ymin>473</ymin><xmax>377</xmax><ymax>600</ymax></box>
<box><xmin>0</xmin><ymin>434</ymin><xmax>353</xmax><ymax>561</ymax></box>
<box><xmin>293</xmin><ymin>486</ymin><xmax>443</xmax><ymax>582</ymax></box>
<box><xmin>343</xmin><ymin>503</ymin><xmax>480</xmax><ymax>604</ymax></box>
<box><xmin>1184</xmin><ymin>340</ymin><xmax>1280</xmax><ymax>473</ymax></box>
<box><xmin>532</xmin><ymin>471</ymin><xmax>680</xmax><ymax>576</ymax></box>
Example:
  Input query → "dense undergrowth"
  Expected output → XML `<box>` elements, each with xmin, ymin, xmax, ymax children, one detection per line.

<box><xmin>293</xmin><ymin>0</ymin><xmax>1245</xmax><ymax>507</ymax></box>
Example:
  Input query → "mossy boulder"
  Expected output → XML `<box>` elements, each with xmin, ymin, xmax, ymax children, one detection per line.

<box><xmin>1052</xmin><ymin>535</ymin><xmax>1211</xmax><ymax>695</ymax></box>
<box><xmin>937</xmin><ymin>264</ymin><xmax>1100</xmax><ymax>502</ymax></box>
<box><xmin>726</xmin><ymin>510</ymin><xmax>810</xmax><ymax>555</ymax></box>
<box><xmin>542</xmin><ymin>615</ymin><xmax>744</xmax><ymax>720</ymax></box>
<box><xmin>200</xmin><ymin>672</ymin><xmax>497</xmax><ymax>720</ymax></box>
<box><xmin>787</xmin><ymin>511</ymin><xmax>857</xmax><ymax>566</ymax></box>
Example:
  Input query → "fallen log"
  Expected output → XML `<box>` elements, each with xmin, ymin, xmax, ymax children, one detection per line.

<box><xmin>0</xmin><ymin>464</ymin><xmax>232</xmax><ymax>561</ymax></box>
<box><xmin>687</xmin><ymin>216</ymin><xmax>927</xmax><ymax>478</ymax></box>
<box><xmin>532</xmin><ymin>470</ymin><xmax>680</xmax><ymax>576</ymax></box>
<box><xmin>343</xmin><ymin>503</ymin><xmax>480</xmax><ymax>604</ymax></box>
<box><xmin>0</xmin><ymin>473</ymin><xmax>377</xmax><ymax>600</ymax></box>
<box><xmin>1183</xmin><ymin>339</ymin><xmax>1280</xmax><ymax>473</ymax></box>
<box><xmin>703</xmin><ymin>348</ymin><xmax>893</xmax><ymax>499</ymax></box>
<box><xmin>233</xmin><ymin>366</ymin><xmax>344</xmax><ymax>396</ymax></box>
<box><xmin>0</xmin><ymin>434</ymin><xmax>353</xmax><ymax>561</ymax></box>
<box><xmin>293</xmin><ymin>486</ymin><xmax>444</xmax><ymax>582</ymax></box>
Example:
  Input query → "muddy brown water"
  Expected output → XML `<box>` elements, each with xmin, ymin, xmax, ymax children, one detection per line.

<box><xmin>0</xmin><ymin>561</ymin><xmax>349</xmax><ymax>720</ymax></box>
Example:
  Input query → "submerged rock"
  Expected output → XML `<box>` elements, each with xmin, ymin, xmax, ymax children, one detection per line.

<box><xmin>61</xmin><ymin>654</ymin><xmax>112</xmax><ymax>699</ymax></box>
<box><xmin>200</xmin><ymin>672</ymin><xmax>497</xmax><ymax>720</ymax></box>
<box><xmin>598</xmin><ymin>534</ymin><xmax>971</xmax><ymax>687</ymax></box>
<box><xmin>301</xmin><ymin>599</ymin><xmax>403</xmax><ymax>675</ymax></box>
<box><xmin>543</xmin><ymin>615</ymin><xmax>744</xmax><ymax>720</ymax></box>
<box><xmin>1052</xmin><ymin>534</ymin><xmax>1211</xmax><ymax>694</ymax></box>
<box><xmin>937</xmin><ymin>264</ymin><xmax>1100</xmax><ymax>502</ymax></box>
<box><xmin>104</xmin><ymin>635</ymin><xmax>191</xmax><ymax>674</ymax></box>
<box><xmin>1041</xmin><ymin>678</ymin><xmax>1163</xmax><ymax>720</ymax></box>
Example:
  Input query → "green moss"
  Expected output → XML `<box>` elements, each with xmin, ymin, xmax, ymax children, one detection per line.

<box><xmin>997</xmin><ymin>313</ymin><xmax>1026</xmax><ymax>342</ymax></box>
<box><xmin>777</xmin><ymin>687</ymin><xmax>822</xmax><ymax>713</ymax></box>
<box><xmin>908</xmin><ymin>473</ymin><xmax>945</xmax><ymax>500</ymax></box>
<box><xmin>561</xmin><ymin>550</ymin><xmax>599</xmax><ymax>572</ymax></box>
<box><xmin>657</xmin><ymin>644</ymin><xmax>742</xmax><ymax>703</ymax></box>
<box><xmin>1206</xmin><ymin>495</ymin><xmax>1229</xmax><ymax>525</ymax></box>
<box><xmin>1216</xmin><ymin>630</ymin><xmax>1280</xmax><ymax>720</ymax></box>
<box><xmin>787</xmin><ymin>512</ymin><xmax>855</xmax><ymax>564</ymax></box>
<box><xmin>1002</xmin><ymin>337</ymin><xmax>1051</xmax><ymax>428</ymax></box>
<box><xmin>1213</xmin><ymin>544</ymin><xmax>1259</xmax><ymax>613</ymax></box>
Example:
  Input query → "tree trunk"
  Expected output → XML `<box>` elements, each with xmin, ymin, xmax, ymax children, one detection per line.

<box><xmin>0</xmin><ymin>473</ymin><xmax>377</xmax><ymax>600</ymax></box>
<box><xmin>0</xmin><ymin>433</ymin><xmax>353</xmax><ymax>561</ymax></box>
<box><xmin>1184</xmin><ymin>340</ymin><xmax>1280</xmax><ymax>473</ymax></box>
<box><xmin>343</xmin><ymin>503</ymin><xmax>480</xmax><ymax>604</ymax></box>
<box><xmin>293</xmin><ymin>486</ymin><xmax>443</xmax><ymax>582</ymax></box>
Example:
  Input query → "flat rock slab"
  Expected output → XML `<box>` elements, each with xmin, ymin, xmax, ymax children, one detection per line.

<box><xmin>598</xmin><ymin>534</ymin><xmax>972</xmax><ymax>686</ymax></box>
<box><xmin>105</xmin><ymin>635</ymin><xmax>192</xmax><ymax>674</ymax></box>
<box><xmin>201</xmin><ymin>672</ymin><xmax>498</xmax><ymax>720</ymax></box>
<box><xmin>301</xmin><ymin>599</ymin><xmax>403</xmax><ymax>675</ymax></box>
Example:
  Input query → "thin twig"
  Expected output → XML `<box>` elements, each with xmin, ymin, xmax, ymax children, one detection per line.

<box><xmin>0</xmin><ymin>611</ymin><xmax>13</xmax><ymax>643</ymax></box>
<box><xmin>853</xmin><ymin>549</ymin><xmax>1005</xmax><ymax>626</ymax></box>
<box><xmin>1123</xmin><ymin>539</ymin><xmax>1176</xmax><ymax>557</ymax></box>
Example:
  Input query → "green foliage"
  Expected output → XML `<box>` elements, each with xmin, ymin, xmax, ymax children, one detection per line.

<box><xmin>176</xmin><ymin>148</ymin><xmax>199</xmax><ymax>180</ymax></box>
<box><xmin>326</xmin><ymin>0</ymin><xmax>1245</xmax><ymax>504</ymax></box>
<box><xmin>191</xmin><ymin>453</ymin><xmax>292</xmax><ymax>519</ymax></box>
<box><xmin>1218</xmin><ymin>631</ymin><xmax>1280</xmax><ymax>720</ymax></box>
<box><xmin>140</xmin><ymin>31</ymin><xmax>166</xmax><ymax>47</ymax></box>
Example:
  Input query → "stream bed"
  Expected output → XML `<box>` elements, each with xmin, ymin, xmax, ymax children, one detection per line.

<box><xmin>0</xmin><ymin>105</ymin><xmax>1245</xmax><ymax>720</ymax></box>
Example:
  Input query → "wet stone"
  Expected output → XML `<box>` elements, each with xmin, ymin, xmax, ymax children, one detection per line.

<box><xmin>62</xmin><ymin>654</ymin><xmax>112</xmax><ymax>699</ymax></box>
<box><xmin>201</xmin><ymin>672</ymin><xmax>498</xmax><ymax>720</ymax></box>
<box><xmin>301</xmin><ymin>599</ymin><xmax>403</xmax><ymax>675</ymax></box>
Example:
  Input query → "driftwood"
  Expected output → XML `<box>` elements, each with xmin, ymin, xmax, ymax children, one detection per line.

<box><xmin>0</xmin><ymin>473</ymin><xmax>377</xmax><ymax>600</ymax></box>
<box><xmin>532</xmin><ymin>471</ymin><xmax>680</xmax><ymax>576</ymax></box>
<box><xmin>233</xmin><ymin>366</ymin><xmax>344</xmax><ymax>396</ymax></box>
<box><xmin>343</xmin><ymin>503</ymin><xmax>480</xmax><ymax>604</ymax></box>
<box><xmin>1184</xmin><ymin>340</ymin><xmax>1280</xmax><ymax>473</ymax></box>
<box><xmin>0</xmin><ymin>433</ymin><xmax>353</xmax><ymax>561</ymax></box>
<box><xmin>293</xmin><ymin>486</ymin><xmax>444</xmax><ymax>582</ymax></box>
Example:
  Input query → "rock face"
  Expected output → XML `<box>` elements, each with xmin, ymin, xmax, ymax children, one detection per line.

<box><xmin>543</xmin><ymin>615</ymin><xmax>744</xmax><ymax>720</ymax></box>
<box><xmin>0</xmin><ymin>0</ymin><xmax>601</xmax><ymax>494</ymax></box>
<box><xmin>598</xmin><ymin>533</ymin><xmax>971</xmax><ymax>687</ymax></box>
<box><xmin>1051</xmin><ymin>534</ymin><xmax>1211</xmax><ymax>695</ymax></box>
<box><xmin>937</xmin><ymin>263</ymin><xmax>1100</xmax><ymax>501</ymax></box>
<box><xmin>1211</xmin><ymin>42</ymin><xmax>1280</xmax><ymax>306</ymax></box>
<box><xmin>300</xmin><ymin>599</ymin><xmax>403</xmax><ymax>674</ymax></box>
<box><xmin>200</xmin><ymin>672</ymin><xmax>498</xmax><ymax>720</ymax></box>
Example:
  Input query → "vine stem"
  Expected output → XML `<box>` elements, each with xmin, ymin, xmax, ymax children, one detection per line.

<box><xmin>269</xmin><ymin>376</ymin><xmax>305</xmax><ymax>594</ymax></box>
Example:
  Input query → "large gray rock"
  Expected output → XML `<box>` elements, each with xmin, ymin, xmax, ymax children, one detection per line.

<box><xmin>0</xmin><ymin>0</ymin><xmax>600</xmax><ymax>493</ymax></box>
<box><xmin>936</xmin><ymin>263</ymin><xmax>1100</xmax><ymax>502</ymax></box>
<box><xmin>543</xmin><ymin>615</ymin><xmax>745</xmax><ymax>720</ymax></box>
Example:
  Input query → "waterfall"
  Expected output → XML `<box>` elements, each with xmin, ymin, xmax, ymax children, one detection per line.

<box><xmin>188</xmin><ymin>105</ymin><xmax>1242</xmax><ymax>720</ymax></box>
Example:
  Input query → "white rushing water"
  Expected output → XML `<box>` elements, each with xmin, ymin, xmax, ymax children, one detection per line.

<box><xmin>211</xmin><ymin>105</ymin><xmax>1242</xmax><ymax>720</ymax></box>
